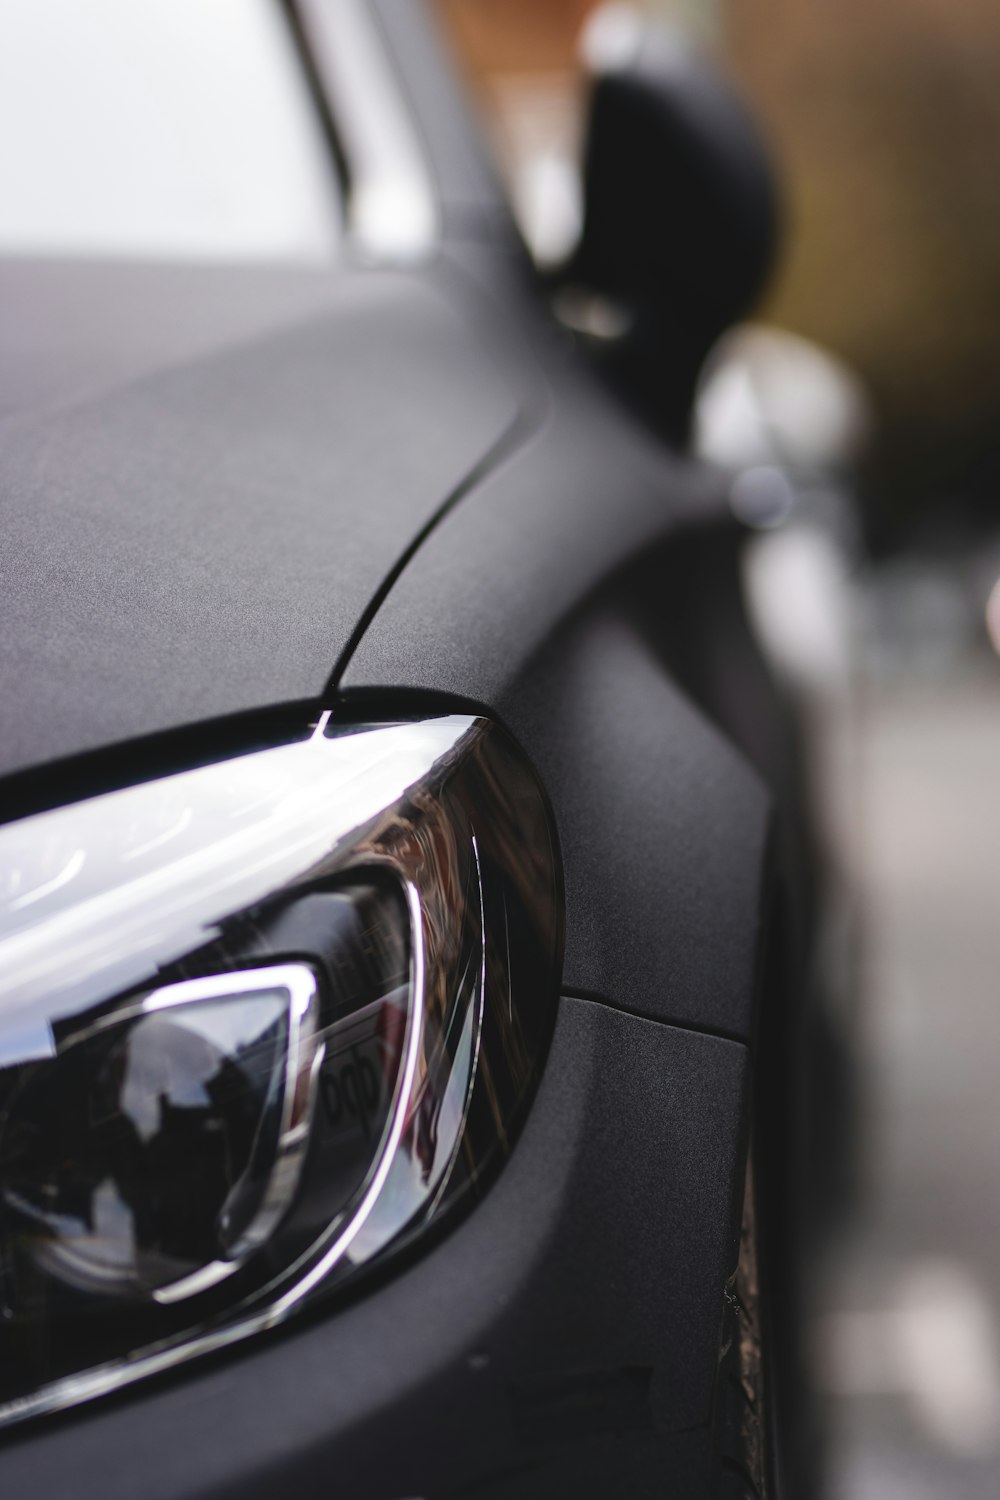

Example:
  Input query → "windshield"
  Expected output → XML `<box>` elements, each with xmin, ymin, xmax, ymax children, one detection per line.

<box><xmin>0</xmin><ymin>0</ymin><xmax>342</xmax><ymax>263</ymax></box>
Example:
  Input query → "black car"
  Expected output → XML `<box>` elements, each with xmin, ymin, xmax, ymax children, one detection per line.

<box><xmin>0</xmin><ymin>3</ymin><xmax>827</xmax><ymax>1496</ymax></box>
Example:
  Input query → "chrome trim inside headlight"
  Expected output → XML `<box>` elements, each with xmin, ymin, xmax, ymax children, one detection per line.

<box><xmin>0</xmin><ymin>711</ymin><xmax>562</xmax><ymax>1426</ymax></box>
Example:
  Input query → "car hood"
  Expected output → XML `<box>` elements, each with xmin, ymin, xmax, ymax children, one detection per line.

<box><xmin>0</xmin><ymin>258</ymin><xmax>518</xmax><ymax>783</ymax></box>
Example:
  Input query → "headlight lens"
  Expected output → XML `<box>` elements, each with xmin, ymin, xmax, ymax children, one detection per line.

<box><xmin>0</xmin><ymin>712</ymin><xmax>561</xmax><ymax>1426</ymax></box>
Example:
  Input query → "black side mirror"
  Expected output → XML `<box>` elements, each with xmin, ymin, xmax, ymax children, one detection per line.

<box><xmin>568</xmin><ymin>9</ymin><xmax>780</xmax><ymax>441</ymax></box>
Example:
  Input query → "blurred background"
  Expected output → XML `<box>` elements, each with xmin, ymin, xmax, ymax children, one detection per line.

<box><xmin>433</xmin><ymin>3</ymin><xmax>1000</xmax><ymax>1496</ymax></box>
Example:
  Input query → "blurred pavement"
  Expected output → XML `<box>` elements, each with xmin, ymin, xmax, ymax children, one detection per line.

<box><xmin>815</xmin><ymin>606</ymin><xmax>1000</xmax><ymax>1499</ymax></box>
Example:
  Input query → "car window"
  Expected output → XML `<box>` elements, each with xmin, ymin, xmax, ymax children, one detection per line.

<box><xmin>0</xmin><ymin>0</ymin><xmax>342</xmax><ymax>263</ymax></box>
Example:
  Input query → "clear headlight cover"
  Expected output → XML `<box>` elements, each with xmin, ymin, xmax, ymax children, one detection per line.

<box><xmin>0</xmin><ymin>712</ymin><xmax>561</xmax><ymax>1426</ymax></box>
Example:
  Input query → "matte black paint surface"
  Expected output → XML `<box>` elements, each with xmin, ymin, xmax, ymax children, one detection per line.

<box><xmin>0</xmin><ymin>997</ymin><xmax>747</xmax><ymax>1499</ymax></box>
<box><xmin>341</xmin><ymin>265</ymin><xmax>771</xmax><ymax>1043</ymax></box>
<box><xmin>0</xmin><ymin>263</ymin><xmax>517</xmax><ymax>779</ymax></box>
<box><xmin>0</xmin><ymin>259</ymin><xmax>362</xmax><ymax>421</ymax></box>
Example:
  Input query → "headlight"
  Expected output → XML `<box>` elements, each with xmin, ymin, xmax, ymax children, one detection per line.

<box><xmin>0</xmin><ymin>711</ymin><xmax>561</xmax><ymax>1426</ymax></box>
